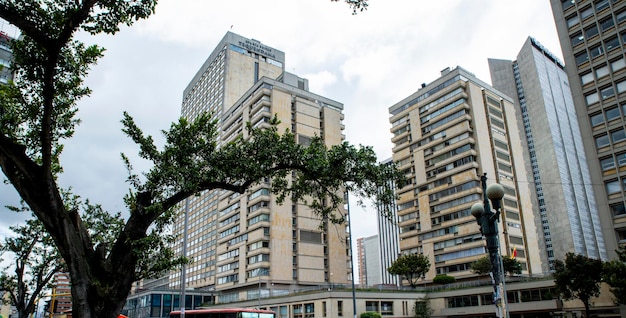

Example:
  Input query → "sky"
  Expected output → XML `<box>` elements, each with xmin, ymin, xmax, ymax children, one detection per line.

<box><xmin>0</xmin><ymin>0</ymin><xmax>562</xmax><ymax>280</ymax></box>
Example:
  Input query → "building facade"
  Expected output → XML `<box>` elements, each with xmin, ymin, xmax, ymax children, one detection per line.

<box><xmin>0</xmin><ymin>18</ymin><xmax>18</xmax><ymax>84</ymax></box>
<box><xmin>388</xmin><ymin>66</ymin><xmax>544</xmax><ymax>281</ymax></box>
<box><xmin>550</xmin><ymin>0</ymin><xmax>626</xmax><ymax>257</ymax></box>
<box><xmin>170</xmin><ymin>32</ymin><xmax>350</xmax><ymax>303</ymax></box>
<box><xmin>357</xmin><ymin>235</ymin><xmax>381</xmax><ymax>287</ymax></box>
<box><xmin>489</xmin><ymin>37</ymin><xmax>607</xmax><ymax>267</ymax></box>
<box><xmin>375</xmin><ymin>158</ymin><xmax>401</xmax><ymax>286</ymax></box>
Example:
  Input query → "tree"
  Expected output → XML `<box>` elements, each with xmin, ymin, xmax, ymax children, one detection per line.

<box><xmin>414</xmin><ymin>298</ymin><xmax>434</xmax><ymax>318</ymax></box>
<box><xmin>471</xmin><ymin>255</ymin><xmax>522</xmax><ymax>277</ymax></box>
<box><xmin>603</xmin><ymin>245</ymin><xmax>626</xmax><ymax>305</ymax></box>
<box><xmin>432</xmin><ymin>274</ymin><xmax>455</xmax><ymax>285</ymax></box>
<box><xmin>553</xmin><ymin>253</ymin><xmax>603</xmax><ymax>318</ymax></box>
<box><xmin>387</xmin><ymin>253</ymin><xmax>430</xmax><ymax>288</ymax></box>
<box><xmin>0</xmin><ymin>215</ymin><xmax>64</xmax><ymax>318</ymax></box>
<box><xmin>0</xmin><ymin>1</ymin><xmax>401</xmax><ymax>318</ymax></box>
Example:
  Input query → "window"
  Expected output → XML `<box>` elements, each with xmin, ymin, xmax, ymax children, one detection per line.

<box><xmin>610</xmin><ymin>203</ymin><xmax>626</xmax><ymax>216</ymax></box>
<box><xmin>606</xmin><ymin>180</ymin><xmax>621</xmax><ymax>194</ymax></box>
<box><xmin>617</xmin><ymin>79</ymin><xmax>626</xmax><ymax>93</ymax></box>
<box><xmin>581</xmin><ymin>72</ymin><xmax>594</xmax><ymax>85</ymax></box>
<box><xmin>601</xmin><ymin>86</ymin><xmax>615</xmax><ymax>99</ymax></box>
<box><xmin>585</xmin><ymin>25</ymin><xmax>599</xmax><ymax>39</ymax></box>
<box><xmin>576</xmin><ymin>51</ymin><xmax>589</xmax><ymax>65</ymax></box>
<box><xmin>596</xmin><ymin>134</ymin><xmax>610</xmax><ymax>148</ymax></box>
<box><xmin>612</xmin><ymin>58</ymin><xmax>626</xmax><ymax>71</ymax></box>
<box><xmin>617</xmin><ymin>152</ymin><xmax>626</xmax><ymax>166</ymax></box>
<box><xmin>596</xmin><ymin>64</ymin><xmax>610</xmax><ymax>78</ymax></box>
<box><xmin>600</xmin><ymin>156</ymin><xmax>614</xmax><ymax>170</ymax></box>
<box><xmin>606</xmin><ymin>107</ymin><xmax>620</xmax><ymax>121</ymax></box>
<box><xmin>567</xmin><ymin>14</ymin><xmax>580</xmax><ymax>28</ymax></box>
<box><xmin>562</xmin><ymin>0</ymin><xmax>575</xmax><ymax>10</ymax></box>
<box><xmin>600</xmin><ymin>17</ymin><xmax>615</xmax><ymax>31</ymax></box>
<box><xmin>586</xmin><ymin>92</ymin><xmax>599</xmax><ymax>105</ymax></box>
<box><xmin>605</xmin><ymin>36</ymin><xmax>620</xmax><ymax>51</ymax></box>
<box><xmin>596</xmin><ymin>0</ymin><xmax>610</xmax><ymax>11</ymax></box>
<box><xmin>591</xmin><ymin>113</ymin><xmax>604</xmax><ymax>126</ymax></box>
<box><xmin>590</xmin><ymin>45</ymin><xmax>604</xmax><ymax>59</ymax></box>
<box><xmin>381</xmin><ymin>302</ymin><xmax>393</xmax><ymax>316</ymax></box>
<box><xmin>366</xmin><ymin>301</ymin><xmax>379</xmax><ymax>312</ymax></box>
<box><xmin>618</xmin><ymin>10</ymin><xmax>626</xmax><ymax>24</ymax></box>
<box><xmin>581</xmin><ymin>6</ymin><xmax>594</xmax><ymax>20</ymax></box>
<box><xmin>571</xmin><ymin>32</ymin><xmax>585</xmax><ymax>46</ymax></box>
<box><xmin>612</xmin><ymin>129</ymin><xmax>626</xmax><ymax>143</ymax></box>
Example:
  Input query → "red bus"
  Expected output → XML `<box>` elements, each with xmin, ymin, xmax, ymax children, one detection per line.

<box><xmin>169</xmin><ymin>308</ymin><xmax>276</xmax><ymax>318</ymax></box>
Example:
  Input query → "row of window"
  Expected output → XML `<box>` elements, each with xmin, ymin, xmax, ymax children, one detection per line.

<box><xmin>585</xmin><ymin>77</ymin><xmax>626</xmax><ymax>105</ymax></box>
<box><xmin>590</xmin><ymin>101</ymin><xmax>626</xmax><ymax>126</ymax></box>
<box><xmin>565</xmin><ymin>0</ymin><xmax>622</xmax><ymax>28</ymax></box>
<box><xmin>595</xmin><ymin>126</ymin><xmax>626</xmax><ymax>148</ymax></box>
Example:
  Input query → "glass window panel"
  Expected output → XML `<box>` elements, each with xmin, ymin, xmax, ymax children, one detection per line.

<box><xmin>596</xmin><ymin>65</ymin><xmax>610</xmax><ymax>78</ymax></box>
<box><xmin>619</xmin><ymin>153</ymin><xmax>626</xmax><ymax>166</ymax></box>
<box><xmin>582</xmin><ymin>72</ymin><xmax>594</xmax><ymax>85</ymax></box>
<box><xmin>618</xmin><ymin>80</ymin><xmax>626</xmax><ymax>93</ymax></box>
<box><xmin>596</xmin><ymin>134</ymin><xmax>610</xmax><ymax>148</ymax></box>
<box><xmin>600</xmin><ymin>17</ymin><xmax>615</xmax><ymax>31</ymax></box>
<box><xmin>576</xmin><ymin>51</ymin><xmax>589</xmax><ymax>65</ymax></box>
<box><xmin>596</xmin><ymin>0</ymin><xmax>610</xmax><ymax>11</ymax></box>
<box><xmin>605</xmin><ymin>36</ymin><xmax>620</xmax><ymax>51</ymax></box>
<box><xmin>601</xmin><ymin>157</ymin><xmax>616</xmax><ymax>171</ymax></box>
<box><xmin>562</xmin><ymin>0</ymin><xmax>575</xmax><ymax>10</ymax></box>
<box><xmin>591</xmin><ymin>45</ymin><xmax>604</xmax><ymax>58</ymax></box>
<box><xmin>601</xmin><ymin>86</ymin><xmax>615</xmax><ymax>99</ymax></box>
<box><xmin>606</xmin><ymin>107</ymin><xmax>620</xmax><ymax>121</ymax></box>
<box><xmin>586</xmin><ymin>92</ymin><xmax>599</xmax><ymax>105</ymax></box>
<box><xmin>612</xmin><ymin>58</ymin><xmax>626</xmax><ymax>71</ymax></box>
<box><xmin>606</xmin><ymin>180</ymin><xmax>621</xmax><ymax>194</ymax></box>
<box><xmin>612</xmin><ymin>129</ymin><xmax>626</xmax><ymax>143</ymax></box>
<box><xmin>581</xmin><ymin>6</ymin><xmax>594</xmax><ymax>20</ymax></box>
<box><xmin>618</xmin><ymin>11</ymin><xmax>626</xmax><ymax>24</ymax></box>
<box><xmin>586</xmin><ymin>25</ymin><xmax>599</xmax><ymax>38</ymax></box>
<box><xmin>572</xmin><ymin>32</ymin><xmax>585</xmax><ymax>46</ymax></box>
<box><xmin>591</xmin><ymin>113</ymin><xmax>604</xmax><ymax>126</ymax></box>
<box><xmin>568</xmin><ymin>15</ymin><xmax>580</xmax><ymax>27</ymax></box>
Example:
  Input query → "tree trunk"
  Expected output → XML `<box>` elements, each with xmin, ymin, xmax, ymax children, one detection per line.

<box><xmin>583</xmin><ymin>299</ymin><xmax>591</xmax><ymax>318</ymax></box>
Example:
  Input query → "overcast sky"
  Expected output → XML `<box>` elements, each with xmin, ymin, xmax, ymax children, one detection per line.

<box><xmin>1</xmin><ymin>0</ymin><xmax>562</xmax><ymax>280</ymax></box>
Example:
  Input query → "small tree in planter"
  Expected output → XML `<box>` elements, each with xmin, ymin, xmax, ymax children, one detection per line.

<box><xmin>360</xmin><ymin>312</ymin><xmax>382</xmax><ymax>318</ymax></box>
<box><xmin>433</xmin><ymin>274</ymin><xmax>456</xmax><ymax>285</ymax></box>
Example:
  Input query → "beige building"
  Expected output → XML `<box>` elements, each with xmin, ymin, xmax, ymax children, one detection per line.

<box><xmin>550</xmin><ymin>0</ymin><xmax>626</xmax><ymax>257</ymax></box>
<box><xmin>388</xmin><ymin>66</ymin><xmax>545</xmax><ymax>281</ymax></box>
<box><xmin>170</xmin><ymin>32</ymin><xmax>350</xmax><ymax>303</ymax></box>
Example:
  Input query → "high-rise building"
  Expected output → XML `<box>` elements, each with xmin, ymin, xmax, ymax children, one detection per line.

<box><xmin>550</xmin><ymin>0</ymin><xmax>626</xmax><ymax>256</ymax></box>
<box><xmin>170</xmin><ymin>32</ymin><xmax>350</xmax><ymax>303</ymax></box>
<box><xmin>0</xmin><ymin>18</ymin><xmax>19</xmax><ymax>84</ymax></box>
<box><xmin>488</xmin><ymin>37</ymin><xmax>607</xmax><ymax>266</ymax></box>
<box><xmin>388</xmin><ymin>66</ymin><xmax>545</xmax><ymax>280</ymax></box>
<box><xmin>356</xmin><ymin>235</ymin><xmax>381</xmax><ymax>287</ymax></box>
<box><xmin>375</xmin><ymin>158</ymin><xmax>400</xmax><ymax>286</ymax></box>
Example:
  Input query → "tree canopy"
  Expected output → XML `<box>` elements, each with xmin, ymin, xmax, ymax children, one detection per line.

<box><xmin>470</xmin><ymin>255</ymin><xmax>522</xmax><ymax>277</ymax></box>
<box><xmin>387</xmin><ymin>253</ymin><xmax>430</xmax><ymax>288</ymax></box>
<box><xmin>0</xmin><ymin>1</ymin><xmax>396</xmax><ymax>318</ymax></box>
<box><xmin>0</xmin><ymin>215</ymin><xmax>64</xmax><ymax>318</ymax></box>
<box><xmin>553</xmin><ymin>253</ymin><xmax>603</xmax><ymax>318</ymax></box>
<box><xmin>602</xmin><ymin>245</ymin><xmax>626</xmax><ymax>305</ymax></box>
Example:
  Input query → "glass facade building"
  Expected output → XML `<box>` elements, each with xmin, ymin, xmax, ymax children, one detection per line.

<box><xmin>489</xmin><ymin>37</ymin><xmax>606</xmax><ymax>267</ymax></box>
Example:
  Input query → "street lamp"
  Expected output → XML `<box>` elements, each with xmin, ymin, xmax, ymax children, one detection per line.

<box><xmin>471</xmin><ymin>173</ymin><xmax>509</xmax><ymax>318</ymax></box>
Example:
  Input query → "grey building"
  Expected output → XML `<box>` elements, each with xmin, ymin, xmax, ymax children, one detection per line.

<box><xmin>489</xmin><ymin>37</ymin><xmax>607</xmax><ymax>267</ymax></box>
<box><xmin>375</xmin><ymin>158</ymin><xmax>401</xmax><ymax>286</ymax></box>
<box><xmin>550</xmin><ymin>0</ymin><xmax>626</xmax><ymax>257</ymax></box>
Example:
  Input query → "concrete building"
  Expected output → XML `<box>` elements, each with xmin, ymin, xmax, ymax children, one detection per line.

<box><xmin>388</xmin><ymin>66</ymin><xmax>544</xmax><ymax>281</ymax></box>
<box><xmin>550</xmin><ymin>0</ymin><xmax>626</xmax><ymax>257</ymax></box>
<box><xmin>170</xmin><ymin>32</ymin><xmax>350</xmax><ymax>303</ymax></box>
<box><xmin>357</xmin><ymin>235</ymin><xmax>381</xmax><ymax>287</ymax></box>
<box><xmin>489</xmin><ymin>37</ymin><xmax>607</xmax><ymax>267</ymax></box>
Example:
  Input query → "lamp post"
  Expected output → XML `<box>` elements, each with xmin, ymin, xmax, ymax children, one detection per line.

<box><xmin>470</xmin><ymin>173</ymin><xmax>509</xmax><ymax>318</ymax></box>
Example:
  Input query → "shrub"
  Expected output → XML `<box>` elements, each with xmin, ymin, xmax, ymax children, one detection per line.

<box><xmin>360</xmin><ymin>312</ymin><xmax>382</xmax><ymax>318</ymax></box>
<box><xmin>432</xmin><ymin>274</ymin><xmax>456</xmax><ymax>284</ymax></box>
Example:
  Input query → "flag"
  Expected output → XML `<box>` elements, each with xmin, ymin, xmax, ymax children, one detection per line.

<box><xmin>511</xmin><ymin>247</ymin><xmax>517</xmax><ymax>258</ymax></box>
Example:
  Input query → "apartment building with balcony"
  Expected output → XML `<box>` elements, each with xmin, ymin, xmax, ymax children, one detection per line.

<box><xmin>388</xmin><ymin>66</ymin><xmax>545</xmax><ymax>281</ymax></box>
